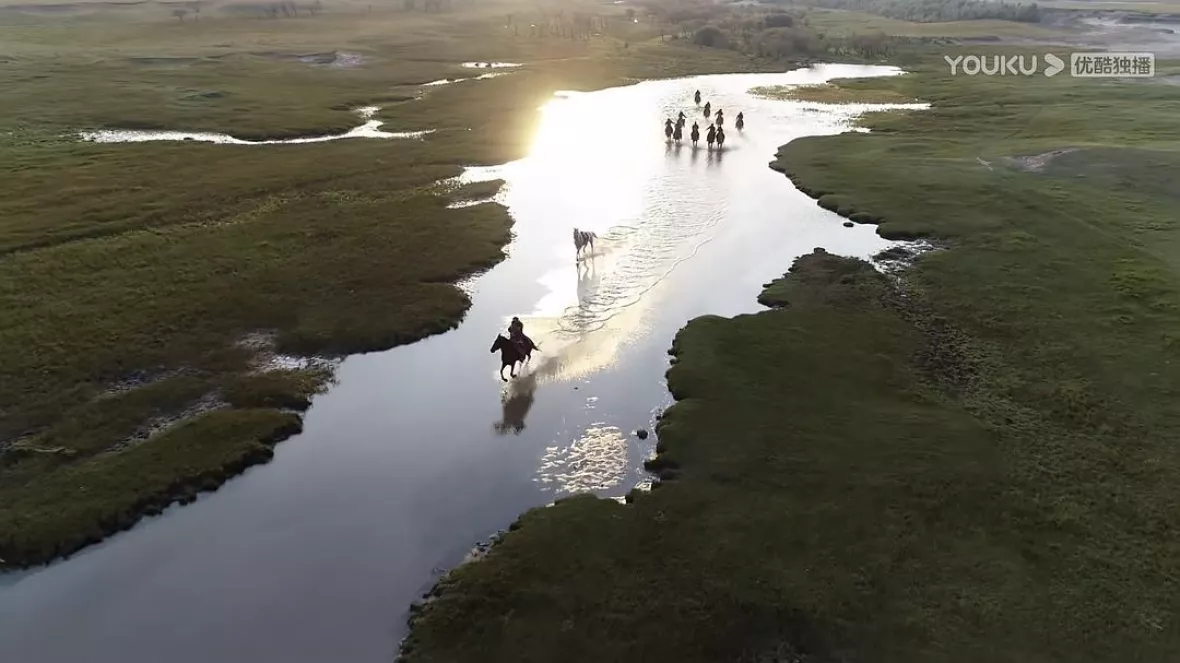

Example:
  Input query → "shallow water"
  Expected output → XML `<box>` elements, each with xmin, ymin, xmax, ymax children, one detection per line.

<box><xmin>80</xmin><ymin>106</ymin><xmax>431</xmax><ymax>145</ymax></box>
<box><xmin>0</xmin><ymin>64</ymin><xmax>925</xmax><ymax>663</ymax></box>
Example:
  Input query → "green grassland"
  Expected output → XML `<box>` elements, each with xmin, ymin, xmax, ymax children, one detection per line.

<box><xmin>0</xmin><ymin>0</ymin><xmax>784</xmax><ymax>568</ymax></box>
<box><xmin>399</xmin><ymin>48</ymin><xmax>1180</xmax><ymax>662</ymax></box>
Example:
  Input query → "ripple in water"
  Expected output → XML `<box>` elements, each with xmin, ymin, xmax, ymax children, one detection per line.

<box><xmin>536</xmin><ymin>424</ymin><xmax>629</xmax><ymax>494</ymax></box>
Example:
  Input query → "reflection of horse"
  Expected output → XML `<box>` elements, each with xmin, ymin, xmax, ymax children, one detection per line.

<box><xmin>735</xmin><ymin>113</ymin><xmax>745</xmax><ymax>131</ymax></box>
<box><xmin>577</xmin><ymin>257</ymin><xmax>600</xmax><ymax>308</ymax></box>
<box><xmin>706</xmin><ymin>124</ymin><xmax>716</xmax><ymax>150</ymax></box>
<box><xmin>716</xmin><ymin>128</ymin><xmax>726</xmax><ymax>150</ymax></box>
<box><xmin>690</xmin><ymin>123</ymin><xmax>700</xmax><ymax>146</ymax></box>
<box><xmin>491</xmin><ymin>334</ymin><xmax>536</xmax><ymax>381</ymax></box>
<box><xmin>694</xmin><ymin>89</ymin><xmax>701</xmax><ymax>104</ymax></box>
<box><xmin>573</xmin><ymin>227</ymin><xmax>597</xmax><ymax>259</ymax></box>
<box><xmin>494</xmin><ymin>375</ymin><xmax>536</xmax><ymax>435</ymax></box>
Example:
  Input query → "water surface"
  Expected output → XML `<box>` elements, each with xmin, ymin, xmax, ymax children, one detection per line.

<box><xmin>0</xmin><ymin>63</ymin><xmax>924</xmax><ymax>663</ymax></box>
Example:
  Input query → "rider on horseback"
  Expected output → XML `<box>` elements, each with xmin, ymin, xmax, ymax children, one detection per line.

<box><xmin>694</xmin><ymin>89</ymin><xmax>701</xmax><ymax>104</ymax></box>
<box><xmin>508</xmin><ymin>316</ymin><xmax>535</xmax><ymax>355</ymax></box>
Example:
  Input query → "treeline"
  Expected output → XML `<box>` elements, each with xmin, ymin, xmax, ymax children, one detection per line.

<box><xmin>659</xmin><ymin>7</ymin><xmax>903</xmax><ymax>60</ymax></box>
<box><xmin>777</xmin><ymin>0</ymin><xmax>1042</xmax><ymax>23</ymax></box>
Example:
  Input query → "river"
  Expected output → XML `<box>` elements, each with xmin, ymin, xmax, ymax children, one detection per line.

<box><xmin>0</xmin><ymin>63</ymin><xmax>923</xmax><ymax>663</ymax></box>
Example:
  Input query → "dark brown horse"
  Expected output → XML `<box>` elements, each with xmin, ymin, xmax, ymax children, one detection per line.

<box><xmin>491</xmin><ymin>334</ymin><xmax>537</xmax><ymax>381</ymax></box>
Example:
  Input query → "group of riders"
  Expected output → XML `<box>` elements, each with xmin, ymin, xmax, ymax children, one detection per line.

<box><xmin>665</xmin><ymin>89</ymin><xmax>745</xmax><ymax>149</ymax></box>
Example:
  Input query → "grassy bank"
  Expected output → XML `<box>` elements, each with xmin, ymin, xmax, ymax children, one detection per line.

<box><xmin>0</xmin><ymin>0</ymin><xmax>788</xmax><ymax>568</ymax></box>
<box><xmin>399</xmin><ymin>49</ymin><xmax>1180</xmax><ymax>661</ymax></box>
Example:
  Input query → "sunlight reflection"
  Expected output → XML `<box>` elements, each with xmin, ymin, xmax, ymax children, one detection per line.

<box><xmin>536</xmin><ymin>424</ymin><xmax>629</xmax><ymax>494</ymax></box>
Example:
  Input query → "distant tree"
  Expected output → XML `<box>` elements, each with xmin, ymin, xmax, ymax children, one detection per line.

<box><xmin>692</xmin><ymin>25</ymin><xmax>727</xmax><ymax>48</ymax></box>
<box><xmin>764</xmin><ymin>12</ymin><xmax>794</xmax><ymax>27</ymax></box>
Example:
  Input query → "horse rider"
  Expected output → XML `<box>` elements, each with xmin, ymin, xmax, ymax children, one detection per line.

<box><xmin>706</xmin><ymin>123</ymin><xmax>716</xmax><ymax>144</ymax></box>
<box><xmin>508</xmin><ymin>316</ymin><xmax>534</xmax><ymax>354</ymax></box>
<box><xmin>664</xmin><ymin>117</ymin><xmax>674</xmax><ymax>134</ymax></box>
<box><xmin>715</xmin><ymin>108</ymin><xmax>724</xmax><ymax>126</ymax></box>
<box><xmin>703</xmin><ymin>101</ymin><xmax>712</xmax><ymax>117</ymax></box>
<box><xmin>677</xmin><ymin>111</ymin><xmax>686</xmax><ymax>128</ymax></box>
<box><xmin>690</xmin><ymin>121</ymin><xmax>700</xmax><ymax>143</ymax></box>
<box><xmin>736</xmin><ymin>111</ymin><xmax>744</xmax><ymax>129</ymax></box>
<box><xmin>694</xmin><ymin>89</ymin><xmax>701</xmax><ymax>104</ymax></box>
<box><xmin>716</xmin><ymin>126</ymin><xmax>725</xmax><ymax>146</ymax></box>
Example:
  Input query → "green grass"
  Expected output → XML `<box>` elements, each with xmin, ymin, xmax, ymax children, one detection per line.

<box><xmin>751</xmin><ymin>81</ymin><xmax>918</xmax><ymax>103</ymax></box>
<box><xmin>0</xmin><ymin>409</ymin><xmax>303</xmax><ymax>566</ymax></box>
<box><xmin>0</xmin><ymin>0</ymin><xmax>785</xmax><ymax>567</ymax></box>
<box><xmin>399</xmin><ymin>48</ymin><xmax>1180</xmax><ymax>661</ymax></box>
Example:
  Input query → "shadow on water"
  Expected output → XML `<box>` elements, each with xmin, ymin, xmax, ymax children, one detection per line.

<box><xmin>494</xmin><ymin>375</ymin><xmax>536</xmax><ymax>435</ymax></box>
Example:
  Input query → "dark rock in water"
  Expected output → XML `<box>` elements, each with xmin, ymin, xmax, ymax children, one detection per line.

<box><xmin>636</xmin><ymin>428</ymin><xmax>649</xmax><ymax>439</ymax></box>
<box><xmin>843</xmin><ymin>221</ymin><xmax>854</xmax><ymax>228</ymax></box>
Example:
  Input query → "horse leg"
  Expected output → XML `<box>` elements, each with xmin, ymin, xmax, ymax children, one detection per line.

<box><xmin>500</xmin><ymin>363</ymin><xmax>508</xmax><ymax>382</ymax></box>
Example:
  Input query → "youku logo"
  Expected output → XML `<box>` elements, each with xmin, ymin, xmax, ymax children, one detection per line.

<box><xmin>944</xmin><ymin>54</ymin><xmax>1065</xmax><ymax>77</ymax></box>
<box><xmin>945</xmin><ymin>52</ymin><xmax>1155</xmax><ymax>78</ymax></box>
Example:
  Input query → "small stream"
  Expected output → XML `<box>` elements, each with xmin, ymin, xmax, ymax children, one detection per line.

<box><xmin>0</xmin><ymin>63</ymin><xmax>925</xmax><ymax>663</ymax></box>
<box><xmin>80</xmin><ymin>106</ymin><xmax>432</xmax><ymax>144</ymax></box>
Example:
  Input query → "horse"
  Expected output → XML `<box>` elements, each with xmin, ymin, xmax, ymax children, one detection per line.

<box><xmin>690</xmin><ymin>124</ymin><xmax>700</xmax><ymax>146</ymax></box>
<box><xmin>672</xmin><ymin>123</ymin><xmax>683</xmax><ymax>143</ymax></box>
<box><xmin>703</xmin><ymin>102</ymin><xmax>712</xmax><ymax>118</ymax></box>
<box><xmin>735</xmin><ymin>114</ymin><xmax>745</xmax><ymax>131</ymax></box>
<box><xmin>706</xmin><ymin>125</ymin><xmax>716</xmax><ymax>150</ymax></box>
<box><xmin>716</xmin><ymin>128</ymin><xmax>726</xmax><ymax>150</ymax></box>
<box><xmin>715</xmin><ymin>110</ymin><xmax>724</xmax><ymax>127</ymax></box>
<box><xmin>676</xmin><ymin>115</ymin><xmax>686</xmax><ymax>131</ymax></box>
<box><xmin>573</xmin><ymin>227</ymin><xmax>597</xmax><ymax>259</ymax></box>
<box><xmin>664</xmin><ymin>120</ymin><xmax>673</xmax><ymax>141</ymax></box>
<box><xmin>490</xmin><ymin>334</ymin><xmax>535</xmax><ymax>381</ymax></box>
<box><xmin>694</xmin><ymin>89</ymin><xmax>701</xmax><ymax>104</ymax></box>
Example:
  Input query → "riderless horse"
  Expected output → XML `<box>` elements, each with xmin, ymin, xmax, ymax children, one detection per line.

<box><xmin>490</xmin><ymin>334</ymin><xmax>537</xmax><ymax>381</ymax></box>
<box><xmin>735</xmin><ymin>112</ymin><xmax>745</xmax><ymax>131</ymax></box>
<box><xmin>706</xmin><ymin>123</ymin><xmax>716</xmax><ymax>150</ymax></box>
<box><xmin>573</xmin><ymin>227</ymin><xmax>597</xmax><ymax>259</ymax></box>
<box><xmin>690</xmin><ymin>122</ymin><xmax>700</xmax><ymax>147</ymax></box>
